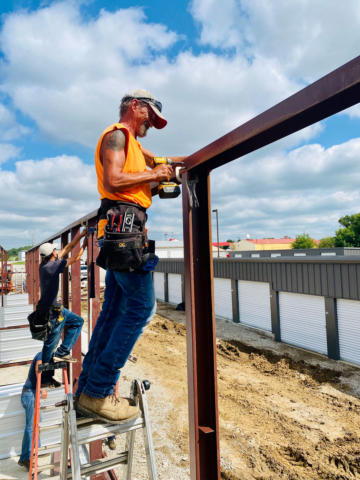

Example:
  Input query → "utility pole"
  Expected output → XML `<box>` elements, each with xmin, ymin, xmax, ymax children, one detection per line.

<box><xmin>212</xmin><ymin>209</ymin><xmax>219</xmax><ymax>258</ymax></box>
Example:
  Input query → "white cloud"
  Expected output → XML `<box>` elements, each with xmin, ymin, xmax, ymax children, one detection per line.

<box><xmin>0</xmin><ymin>1</ymin><xmax>359</xmax><ymax>248</ymax></box>
<box><xmin>190</xmin><ymin>0</ymin><xmax>360</xmax><ymax>81</ymax></box>
<box><xmin>0</xmin><ymin>143</ymin><xmax>21</xmax><ymax>164</ymax></box>
<box><xmin>0</xmin><ymin>1</ymin><xmax>320</xmax><ymax>155</ymax></box>
<box><xmin>0</xmin><ymin>154</ymin><xmax>98</xmax><ymax>247</ymax></box>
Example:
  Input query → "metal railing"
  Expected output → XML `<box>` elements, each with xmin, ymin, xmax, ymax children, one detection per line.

<box><xmin>25</xmin><ymin>55</ymin><xmax>360</xmax><ymax>479</ymax></box>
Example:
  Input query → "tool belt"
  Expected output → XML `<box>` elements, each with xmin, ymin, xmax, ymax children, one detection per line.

<box><xmin>51</xmin><ymin>304</ymin><xmax>64</xmax><ymax>324</ymax></box>
<box><xmin>27</xmin><ymin>306</ymin><xmax>51</xmax><ymax>341</ymax></box>
<box><xmin>96</xmin><ymin>199</ymin><xmax>158</xmax><ymax>273</ymax></box>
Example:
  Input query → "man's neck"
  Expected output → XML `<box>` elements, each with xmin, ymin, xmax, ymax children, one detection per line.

<box><xmin>119</xmin><ymin>118</ymin><xmax>137</xmax><ymax>138</ymax></box>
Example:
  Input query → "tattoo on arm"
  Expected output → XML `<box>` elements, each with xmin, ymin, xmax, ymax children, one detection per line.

<box><xmin>106</xmin><ymin>130</ymin><xmax>126</xmax><ymax>151</ymax></box>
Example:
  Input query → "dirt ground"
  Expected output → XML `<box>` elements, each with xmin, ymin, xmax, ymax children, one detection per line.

<box><xmin>107</xmin><ymin>303</ymin><xmax>360</xmax><ymax>480</ymax></box>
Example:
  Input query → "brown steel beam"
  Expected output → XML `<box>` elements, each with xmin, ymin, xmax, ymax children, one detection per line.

<box><xmin>182</xmin><ymin>169</ymin><xmax>220</xmax><ymax>479</ymax></box>
<box><xmin>71</xmin><ymin>225</ymin><xmax>82</xmax><ymax>382</ymax></box>
<box><xmin>1</xmin><ymin>247</ymin><xmax>4</xmax><ymax>306</ymax></box>
<box><xmin>184</xmin><ymin>55</ymin><xmax>360</xmax><ymax>172</ymax></box>
<box><xmin>34</xmin><ymin>249</ymin><xmax>40</xmax><ymax>306</ymax></box>
<box><xmin>61</xmin><ymin>233</ymin><xmax>69</xmax><ymax>309</ymax></box>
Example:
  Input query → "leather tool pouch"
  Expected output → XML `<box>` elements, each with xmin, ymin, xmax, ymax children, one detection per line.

<box><xmin>96</xmin><ymin>200</ymin><xmax>157</xmax><ymax>273</ymax></box>
<box><xmin>27</xmin><ymin>307</ymin><xmax>50</xmax><ymax>341</ymax></box>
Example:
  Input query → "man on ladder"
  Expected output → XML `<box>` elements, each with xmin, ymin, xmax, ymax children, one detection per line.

<box><xmin>38</xmin><ymin>230</ymin><xmax>87</xmax><ymax>385</ymax></box>
<box><xmin>75</xmin><ymin>89</ymin><xmax>184</xmax><ymax>422</ymax></box>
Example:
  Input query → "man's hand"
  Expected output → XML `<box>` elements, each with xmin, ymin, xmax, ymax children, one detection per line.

<box><xmin>152</xmin><ymin>164</ymin><xmax>173</xmax><ymax>182</ymax></box>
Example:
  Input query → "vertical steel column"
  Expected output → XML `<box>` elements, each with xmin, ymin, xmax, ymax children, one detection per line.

<box><xmin>182</xmin><ymin>169</ymin><xmax>220</xmax><ymax>480</ymax></box>
<box><xmin>71</xmin><ymin>226</ymin><xmax>82</xmax><ymax>381</ymax></box>
<box><xmin>270</xmin><ymin>289</ymin><xmax>281</xmax><ymax>342</ymax></box>
<box><xmin>231</xmin><ymin>279</ymin><xmax>240</xmax><ymax>323</ymax></box>
<box><xmin>25</xmin><ymin>252</ymin><xmax>30</xmax><ymax>303</ymax></box>
<box><xmin>61</xmin><ymin>233</ymin><xmax>69</xmax><ymax>308</ymax></box>
<box><xmin>27</xmin><ymin>252</ymin><xmax>33</xmax><ymax>306</ymax></box>
<box><xmin>34</xmin><ymin>249</ymin><xmax>40</xmax><ymax>305</ymax></box>
<box><xmin>325</xmin><ymin>297</ymin><xmax>340</xmax><ymax>360</ymax></box>
<box><xmin>1</xmin><ymin>247</ymin><xmax>4</xmax><ymax>306</ymax></box>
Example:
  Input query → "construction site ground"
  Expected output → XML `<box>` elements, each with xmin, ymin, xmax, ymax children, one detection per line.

<box><xmin>2</xmin><ymin>301</ymin><xmax>360</xmax><ymax>479</ymax></box>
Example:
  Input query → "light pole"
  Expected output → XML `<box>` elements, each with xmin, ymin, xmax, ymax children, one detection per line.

<box><xmin>212</xmin><ymin>209</ymin><xmax>219</xmax><ymax>258</ymax></box>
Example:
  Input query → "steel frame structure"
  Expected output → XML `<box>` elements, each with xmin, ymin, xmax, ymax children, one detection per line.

<box><xmin>25</xmin><ymin>55</ymin><xmax>360</xmax><ymax>479</ymax></box>
<box><xmin>0</xmin><ymin>246</ymin><xmax>8</xmax><ymax>307</ymax></box>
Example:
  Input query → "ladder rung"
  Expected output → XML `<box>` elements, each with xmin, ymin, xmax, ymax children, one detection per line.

<box><xmin>50</xmin><ymin>453</ymin><xmax>128</xmax><ymax>479</ymax></box>
<box><xmin>39</xmin><ymin>422</ymin><xmax>62</xmax><ymax>432</ymax></box>
<box><xmin>79</xmin><ymin>452</ymin><xmax>128</xmax><ymax>476</ymax></box>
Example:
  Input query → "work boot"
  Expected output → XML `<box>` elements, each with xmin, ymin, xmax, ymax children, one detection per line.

<box><xmin>41</xmin><ymin>377</ymin><xmax>62</xmax><ymax>389</ymax></box>
<box><xmin>107</xmin><ymin>436</ymin><xmax>116</xmax><ymax>450</ymax></box>
<box><xmin>18</xmin><ymin>459</ymin><xmax>30</xmax><ymax>471</ymax></box>
<box><xmin>53</xmin><ymin>354</ymin><xmax>77</xmax><ymax>363</ymax></box>
<box><xmin>77</xmin><ymin>393</ymin><xmax>139</xmax><ymax>424</ymax></box>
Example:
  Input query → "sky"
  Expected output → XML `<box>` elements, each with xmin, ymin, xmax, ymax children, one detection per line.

<box><xmin>0</xmin><ymin>0</ymin><xmax>359</xmax><ymax>249</ymax></box>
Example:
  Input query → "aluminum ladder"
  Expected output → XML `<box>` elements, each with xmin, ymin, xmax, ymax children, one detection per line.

<box><xmin>53</xmin><ymin>379</ymin><xmax>157</xmax><ymax>479</ymax></box>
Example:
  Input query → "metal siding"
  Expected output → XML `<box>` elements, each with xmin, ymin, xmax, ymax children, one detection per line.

<box><xmin>238</xmin><ymin>281</ymin><xmax>272</xmax><ymax>331</ymax></box>
<box><xmin>327</xmin><ymin>264</ymin><xmax>335</xmax><ymax>298</ymax></box>
<box><xmin>3</xmin><ymin>294</ymin><xmax>28</xmax><ymax>307</ymax></box>
<box><xmin>0</xmin><ymin>384</ymin><xmax>63</xmax><ymax>459</ymax></box>
<box><xmin>349</xmin><ymin>264</ymin><xmax>357</xmax><ymax>299</ymax></box>
<box><xmin>334</xmin><ymin>264</ymin><xmax>343</xmax><ymax>298</ymax></box>
<box><xmin>341</xmin><ymin>264</ymin><xmax>350</xmax><ymax>299</ymax></box>
<box><xmin>168</xmin><ymin>273</ymin><xmax>182</xmax><ymax>305</ymax></box>
<box><xmin>0</xmin><ymin>328</ymin><xmax>42</xmax><ymax>362</ymax></box>
<box><xmin>279</xmin><ymin>292</ymin><xmax>327</xmax><ymax>355</ymax></box>
<box><xmin>0</xmin><ymin>304</ymin><xmax>33</xmax><ymax>328</ymax></box>
<box><xmin>337</xmin><ymin>299</ymin><xmax>360</xmax><ymax>365</ymax></box>
<box><xmin>214</xmin><ymin>278</ymin><xmax>233</xmax><ymax>320</ymax></box>
<box><xmin>153</xmin><ymin>272</ymin><xmax>165</xmax><ymax>301</ymax></box>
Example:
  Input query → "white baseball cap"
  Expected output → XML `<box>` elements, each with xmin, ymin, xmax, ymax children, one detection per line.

<box><xmin>39</xmin><ymin>243</ymin><xmax>55</xmax><ymax>257</ymax></box>
<box><xmin>122</xmin><ymin>89</ymin><xmax>167</xmax><ymax>129</ymax></box>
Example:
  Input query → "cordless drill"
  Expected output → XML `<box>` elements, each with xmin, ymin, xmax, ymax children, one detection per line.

<box><xmin>153</xmin><ymin>157</ymin><xmax>182</xmax><ymax>199</ymax></box>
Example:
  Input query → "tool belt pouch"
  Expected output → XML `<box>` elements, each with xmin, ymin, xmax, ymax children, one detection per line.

<box><xmin>27</xmin><ymin>308</ymin><xmax>50</xmax><ymax>341</ymax></box>
<box><xmin>96</xmin><ymin>202</ymin><xmax>150</xmax><ymax>272</ymax></box>
<box><xmin>51</xmin><ymin>305</ymin><xmax>64</xmax><ymax>325</ymax></box>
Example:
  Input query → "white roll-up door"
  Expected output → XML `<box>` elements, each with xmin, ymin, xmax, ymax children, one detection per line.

<box><xmin>168</xmin><ymin>274</ymin><xmax>182</xmax><ymax>305</ymax></box>
<box><xmin>153</xmin><ymin>272</ymin><xmax>165</xmax><ymax>301</ymax></box>
<box><xmin>214</xmin><ymin>278</ymin><xmax>232</xmax><ymax>320</ymax></box>
<box><xmin>238</xmin><ymin>281</ymin><xmax>272</xmax><ymax>331</ymax></box>
<box><xmin>279</xmin><ymin>292</ymin><xmax>327</xmax><ymax>354</ymax></box>
<box><xmin>337</xmin><ymin>299</ymin><xmax>360</xmax><ymax>365</ymax></box>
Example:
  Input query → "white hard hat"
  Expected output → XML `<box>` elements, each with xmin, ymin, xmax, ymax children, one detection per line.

<box><xmin>39</xmin><ymin>243</ymin><xmax>55</xmax><ymax>257</ymax></box>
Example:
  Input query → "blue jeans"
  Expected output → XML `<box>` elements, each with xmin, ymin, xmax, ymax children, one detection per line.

<box><xmin>42</xmin><ymin>307</ymin><xmax>84</xmax><ymax>364</ymax></box>
<box><xmin>76</xmin><ymin>270</ymin><xmax>155</xmax><ymax>398</ymax></box>
<box><xmin>20</xmin><ymin>389</ymin><xmax>37</xmax><ymax>461</ymax></box>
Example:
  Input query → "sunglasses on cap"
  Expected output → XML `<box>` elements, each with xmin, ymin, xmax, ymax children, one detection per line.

<box><xmin>125</xmin><ymin>96</ymin><xmax>163</xmax><ymax>113</ymax></box>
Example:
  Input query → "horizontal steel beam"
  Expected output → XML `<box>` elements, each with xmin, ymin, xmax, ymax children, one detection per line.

<box><xmin>184</xmin><ymin>55</ymin><xmax>360</xmax><ymax>172</ymax></box>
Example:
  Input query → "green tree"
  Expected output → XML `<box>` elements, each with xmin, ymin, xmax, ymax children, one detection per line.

<box><xmin>291</xmin><ymin>233</ymin><xmax>317</xmax><ymax>249</ymax></box>
<box><xmin>334</xmin><ymin>214</ymin><xmax>360</xmax><ymax>247</ymax></box>
<box><xmin>318</xmin><ymin>236</ymin><xmax>335</xmax><ymax>248</ymax></box>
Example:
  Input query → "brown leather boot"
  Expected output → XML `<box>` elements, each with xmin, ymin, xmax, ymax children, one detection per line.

<box><xmin>78</xmin><ymin>393</ymin><xmax>139</xmax><ymax>423</ymax></box>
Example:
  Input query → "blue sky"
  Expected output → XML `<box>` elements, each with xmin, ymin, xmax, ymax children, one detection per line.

<box><xmin>0</xmin><ymin>0</ymin><xmax>359</xmax><ymax>248</ymax></box>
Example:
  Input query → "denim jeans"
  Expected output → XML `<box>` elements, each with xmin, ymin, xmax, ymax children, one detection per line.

<box><xmin>76</xmin><ymin>269</ymin><xmax>156</xmax><ymax>398</ymax></box>
<box><xmin>20</xmin><ymin>389</ymin><xmax>36</xmax><ymax>461</ymax></box>
<box><xmin>42</xmin><ymin>307</ymin><xmax>84</xmax><ymax>364</ymax></box>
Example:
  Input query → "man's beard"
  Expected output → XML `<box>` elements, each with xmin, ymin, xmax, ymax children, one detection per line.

<box><xmin>138</xmin><ymin>121</ymin><xmax>150</xmax><ymax>138</ymax></box>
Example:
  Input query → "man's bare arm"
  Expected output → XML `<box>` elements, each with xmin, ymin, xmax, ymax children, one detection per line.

<box><xmin>102</xmin><ymin>130</ymin><xmax>172</xmax><ymax>193</ymax></box>
<box><xmin>58</xmin><ymin>230</ymin><xmax>87</xmax><ymax>259</ymax></box>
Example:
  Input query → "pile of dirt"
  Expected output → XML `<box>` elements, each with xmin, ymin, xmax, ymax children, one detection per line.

<box><xmin>107</xmin><ymin>309</ymin><xmax>360</xmax><ymax>480</ymax></box>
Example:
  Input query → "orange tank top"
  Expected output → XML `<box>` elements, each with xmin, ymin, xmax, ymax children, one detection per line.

<box><xmin>95</xmin><ymin>122</ymin><xmax>152</xmax><ymax>209</ymax></box>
